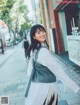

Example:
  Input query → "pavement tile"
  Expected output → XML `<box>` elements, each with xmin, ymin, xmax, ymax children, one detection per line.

<box><xmin>71</xmin><ymin>103</ymin><xmax>80</xmax><ymax>105</ymax></box>
<box><xmin>3</xmin><ymin>84</ymin><xmax>18</xmax><ymax>93</ymax></box>
<box><xmin>9</xmin><ymin>97</ymin><xmax>25</xmax><ymax>105</ymax></box>
<box><xmin>60</xmin><ymin>92</ymin><xmax>80</xmax><ymax>100</ymax></box>
<box><xmin>58</xmin><ymin>100</ymin><xmax>68</xmax><ymax>105</ymax></box>
<box><xmin>67</xmin><ymin>97</ymin><xmax>80</xmax><ymax>105</ymax></box>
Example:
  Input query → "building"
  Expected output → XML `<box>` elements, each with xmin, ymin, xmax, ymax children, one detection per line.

<box><xmin>52</xmin><ymin>0</ymin><xmax>80</xmax><ymax>66</ymax></box>
<box><xmin>31</xmin><ymin>0</ymin><xmax>41</xmax><ymax>24</ymax></box>
<box><xmin>39</xmin><ymin>0</ymin><xmax>80</xmax><ymax>66</ymax></box>
<box><xmin>31</xmin><ymin>0</ymin><xmax>80</xmax><ymax>66</ymax></box>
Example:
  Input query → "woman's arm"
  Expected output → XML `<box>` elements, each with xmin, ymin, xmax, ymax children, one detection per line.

<box><xmin>38</xmin><ymin>48</ymin><xmax>80</xmax><ymax>93</ymax></box>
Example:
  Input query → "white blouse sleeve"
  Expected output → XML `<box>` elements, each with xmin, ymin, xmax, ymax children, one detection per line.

<box><xmin>38</xmin><ymin>48</ymin><xmax>80</xmax><ymax>93</ymax></box>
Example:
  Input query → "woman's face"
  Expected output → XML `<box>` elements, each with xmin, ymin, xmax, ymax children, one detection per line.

<box><xmin>33</xmin><ymin>29</ymin><xmax>46</xmax><ymax>44</ymax></box>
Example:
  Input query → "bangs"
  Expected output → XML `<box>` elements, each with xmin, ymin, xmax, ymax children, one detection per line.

<box><xmin>35</xmin><ymin>28</ymin><xmax>45</xmax><ymax>32</ymax></box>
<box><xmin>35</xmin><ymin>25</ymin><xmax>46</xmax><ymax>33</ymax></box>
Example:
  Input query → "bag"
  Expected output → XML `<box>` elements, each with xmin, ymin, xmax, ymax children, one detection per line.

<box><xmin>32</xmin><ymin>61</ymin><xmax>56</xmax><ymax>83</ymax></box>
<box><xmin>32</xmin><ymin>47</ymin><xmax>56</xmax><ymax>83</ymax></box>
<box><xmin>25</xmin><ymin>47</ymin><xmax>56</xmax><ymax>97</ymax></box>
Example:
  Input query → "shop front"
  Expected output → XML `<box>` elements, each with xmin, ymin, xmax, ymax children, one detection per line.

<box><xmin>64</xmin><ymin>3</ymin><xmax>80</xmax><ymax>66</ymax></box>
<box><xmin>52</xmin><ymin>0</ymin><xmax>80</xmax><ymax>66</ymax></box>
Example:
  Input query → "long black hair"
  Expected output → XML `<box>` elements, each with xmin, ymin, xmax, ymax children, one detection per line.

<box><xmin>26</xmin><ymin>24</ymin><xmax>49</xmax><ymax>58</ymax></box>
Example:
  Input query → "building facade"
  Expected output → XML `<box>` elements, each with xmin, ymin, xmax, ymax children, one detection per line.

<box><xmin>39</xmin><ymin>0</ymin><xmax>64</xmax><ymax>53</ymax></box>
<box><xmin>31</xmin><ymin>0</ymin><xmax>80</xmax><ymax>66</ymax></box>
<box><xmin>52</xmin><ymin>0</ymin><xmax>80</xmax><ymax>66</ymax></box>
<box><xmin>40</xmin><ymin>0</ymin><xmax>80</xmax><ymax>66</ymax></box>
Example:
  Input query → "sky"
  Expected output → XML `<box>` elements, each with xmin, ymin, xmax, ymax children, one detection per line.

<box><xmin>24</xmin><ymin>0</ymin><xmax>34</xmax><ymax>19</ymax></box>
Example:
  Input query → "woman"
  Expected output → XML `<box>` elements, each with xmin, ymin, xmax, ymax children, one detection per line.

<box><xmin>25</xmin><ymin>24</ymin><xmax>80</xmax><ymax>105</ymax></box>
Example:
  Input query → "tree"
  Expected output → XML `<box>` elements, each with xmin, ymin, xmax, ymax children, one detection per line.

<box><xmin>0</xmin><ymin>0</ymin><xmax>31</xmax><ymax>41</ymax></box>
<box><xmin>0</xmin><ymin>0</ymin><xmax>16</xmax><ymax>31</ymax></box>
<box><xmin>10</xmin><ymin>0</ymin><xmax>31</xmax><ymax>35</ymax></box>
<box><xmin>0</xmin><ymin>0</ymin><xmax>6</xmax><ymax>13</ymax></box>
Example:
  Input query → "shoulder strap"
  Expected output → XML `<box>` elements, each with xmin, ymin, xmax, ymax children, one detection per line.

<box><xmin>35</xmin><ymin>46</ymin><xmax>47</xmax><ymax>61</ymax></box>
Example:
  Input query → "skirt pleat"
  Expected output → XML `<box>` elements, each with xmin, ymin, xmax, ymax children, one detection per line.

<box><xmin>25</xmin><ymin>82</ymin><xmax>58</xmax><ymax>105</ymax></box>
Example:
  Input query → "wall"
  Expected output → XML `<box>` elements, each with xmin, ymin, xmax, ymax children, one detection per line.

<box><xmin>48</xmin><ymin>0</ymin><xmax>56</xmax><ymax>28</ymax></box>
<box><xmin>59</xmin><ymin>11</ymin><xmax>68</xmax><ymax>52</ymax></box>
<box><xmin>52</xmin><ymin>0</ymin><xmax>61</xmax><ymax>10</ymax></box>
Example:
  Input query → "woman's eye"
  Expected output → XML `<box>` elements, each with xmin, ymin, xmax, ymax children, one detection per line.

<box><xmin>36</xmin><ymin>30</ymin><xmax>45</xmax><ymax>34</ymax></box>
<box><xmin>37</xmin><ymin>32</ymin><xmax>40</xmax><ymax>34</ymax></box>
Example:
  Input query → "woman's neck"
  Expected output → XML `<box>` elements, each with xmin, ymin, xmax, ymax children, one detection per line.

<box><xmin>41</xmin><ymin>43</ymin><xmax>45</xmax><ymax>46</ymax></box>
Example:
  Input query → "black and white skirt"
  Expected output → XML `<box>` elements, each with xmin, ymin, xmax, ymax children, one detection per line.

<box><xmin>25</xmin><ymin>82</ymin><xmax>58</xmax><ymax>105</ymax></box>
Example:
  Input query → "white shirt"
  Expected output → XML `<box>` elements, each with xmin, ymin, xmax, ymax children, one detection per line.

<box><xmin>27</xmin><ymin>47</ymin><xmax>80</xmax><ymax>93</ymax></box>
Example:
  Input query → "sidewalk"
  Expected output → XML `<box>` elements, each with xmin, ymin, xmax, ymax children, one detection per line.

<box><xmin>0</xmin><ymin>42</ymin><xmax>27</xmax><ymax>105</ymax></box>
<box><xmin>54</xmin><ymin>53</ymin><xmax>80</xmax><ymax>105</ymax></box>
<box><xmin>55</xmin><ymin>53</ymin><xmax>80</xmax><ymax>84</ymax></box>
<box><xmin>0</xmin><ymin>46</ymin><xmax>16</xmax><ymax>67</ymax></box>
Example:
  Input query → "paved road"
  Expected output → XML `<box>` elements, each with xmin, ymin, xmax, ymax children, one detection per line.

<box><xmin>0</xmin><ymin>43</ymin><xmax>27</xmax><ymax>105</ymax></box>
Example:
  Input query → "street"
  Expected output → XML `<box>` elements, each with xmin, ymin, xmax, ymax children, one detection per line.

<box><xmin>0</xmin><ymin>43</ymin><xmax>27</xmax><ymax>105</ymax></box>
<box><xmin>0</xmin><ymin>0</ymin><xmax>80</xmax><ymax>105</ymax></box>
